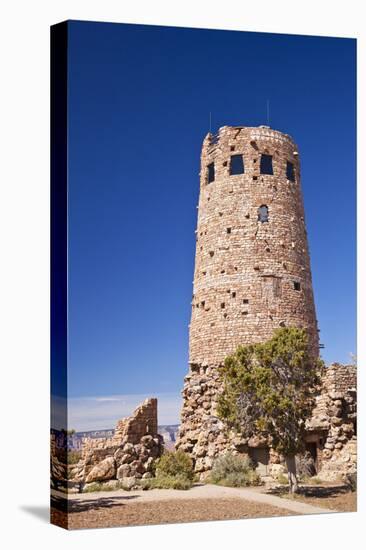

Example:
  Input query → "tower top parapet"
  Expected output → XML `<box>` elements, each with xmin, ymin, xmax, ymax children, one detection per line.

<box><xmin>203</xmin><ymin>125</ymin><xmax>298</xmax><ymax>157</ymax></box>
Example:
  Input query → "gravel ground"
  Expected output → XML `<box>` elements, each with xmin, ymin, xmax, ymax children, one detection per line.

<box><xmin>50</xmin><ymin>482</ymin><xmax>343</xmax><ymax>530</ymax></box>
<box><xmin>280</xmin><ymin>491</ymin><xmax>357</xmax><ymax>512</ymax></box>
<box><xmin>52</xmin><ymin>497</ymin><xmax>296</xmax><ymax>530</ymax></box>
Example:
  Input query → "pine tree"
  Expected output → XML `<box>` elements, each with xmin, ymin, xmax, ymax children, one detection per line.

<box><xmin>217</xmin><ymin>327</ymin><xmax>324</xmax><ymax>493</ymax></box>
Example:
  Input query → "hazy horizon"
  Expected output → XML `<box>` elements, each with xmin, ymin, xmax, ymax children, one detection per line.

<box><xmin>52</xmin><ymin>391</ymin><xmax>182</xmax><ymax>432</ymax></box>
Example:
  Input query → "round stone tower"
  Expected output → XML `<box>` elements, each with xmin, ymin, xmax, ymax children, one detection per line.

<box><xmin>177</xmin><ymin>125</ymin><xmax>319</xmax><ymax>474</ymax></box>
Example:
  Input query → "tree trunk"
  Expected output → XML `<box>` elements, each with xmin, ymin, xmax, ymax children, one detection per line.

<box><xmin>285</xmin><ymin>455</ymin><xmax>298</xmax><ymax>494</ymax></box>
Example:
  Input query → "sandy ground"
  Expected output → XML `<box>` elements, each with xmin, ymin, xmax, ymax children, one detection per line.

<box><xmin>54</xmin><ymin>497</ymin><xmax>297</xmax><ymax>529</ymax></box>
<box><xmin>278</xmin><ymin>488</ymin><xmax>357</xmax><ymax>512</ymax></box>
<box><xmin>51</xmin><ymin>483</ymin><xmax>338</xmax><ymax>530</ymax></box>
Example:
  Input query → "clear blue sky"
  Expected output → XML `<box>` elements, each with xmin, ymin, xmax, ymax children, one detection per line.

<box><xmin>67</xmin><ymin>21</ymin><xmax>356</xmax><ymax>402</ymax></box>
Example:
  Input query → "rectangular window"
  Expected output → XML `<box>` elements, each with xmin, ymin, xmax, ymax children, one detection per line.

<box><xmin>229</xmin><ymin>154</ymin><xmax>244</xmax><ymax>175</ymax></box>
<box><xmin>207</xmin><ymin>162</ymin><xmax>215</xmax><ymax>183</ymax></box>
<box><xmin>286</xmin><ymin>161</ymin><xmax>295</xmax><ymax>182</ymax></box>
<box><xmin>260</xmin><ymin>154</ymin><xmax>273</xmax><ymax>175</ymax></box>
<box><xmin>294</xmin><ymin>281</ymin><xmax>301</xmax><ymax>291</ymax></box>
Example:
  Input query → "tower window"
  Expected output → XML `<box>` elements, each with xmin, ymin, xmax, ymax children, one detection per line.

<box><xmin>229</xmin><ymin>155</ymin><xmax>244</xmax><ymax>175</ymax></box>
<box><xmin>286</xmin><ymin>161</ymin><xmax>295</xmax><ymax>182</ymax></box>
<box><xmin>260</xmin><ymin>154</ymin><xmax>273</xmax><ymax>175</ymax></box>
<box><xmin>207</xmin><ymin>162</ymin><xmax>215</xmax><ymax>183</ymax></box>
<box><xmin>258</xmin><ymin>205</ymin><xmax>269</xmax><ymax>223</ymax></box>
<box><xmin>294</xmin><ymin>281</ymin><xmax>301</xmax><ymax>291</ymax></box>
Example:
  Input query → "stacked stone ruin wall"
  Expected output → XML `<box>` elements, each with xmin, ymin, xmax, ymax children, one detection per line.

<box><xmin>113</xmin><ymin>398</ymin><xmax>158</xmax><ymax>445</ymax></box>
<box><xmin>68</xmin><ymin>398</ymin><xmax>163</xmax><ymax>487</ymax></box>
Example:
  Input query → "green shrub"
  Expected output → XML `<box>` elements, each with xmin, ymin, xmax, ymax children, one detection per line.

<box><xmin>276</xmin><ymin>473</ymin><xmax>289</xmax><ymax>485</ymax></box>
<box><xmin>139</xmin><ymin>450</ymin><xmax>194</xmax><ymax>490</ymax></box>
<box><xmin>142</xmin><ymin>474</ymin><xmax>192</xmax><ymax>490</ymax></box>
<box><xmin>155</xmin><ymin>450</ymin><xmax>194</xmax><ymax>481</ymax></box>
<box><xmin>83</xmin><ymin>481</ymin><xmax>121</xmax><ymax>493</ymax></box>
<box><xmin>210</xmin><ymin>453</ymin><xmax>262</xmax><ymax>487</ymax></box>
<box><xmin>83</xmin><ymin>482</ymin><xmax>104</xmax><ymax>493</ymax></box>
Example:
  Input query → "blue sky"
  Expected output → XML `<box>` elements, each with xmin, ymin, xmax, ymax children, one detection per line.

<box><xmin>66</xmin><ymin>21</ymin><xmax>356</xmax><ymax>428</ymax></box>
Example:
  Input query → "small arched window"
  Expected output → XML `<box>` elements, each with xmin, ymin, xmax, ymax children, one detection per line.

<box><xmin>258</xmin><ymin>205</ymin><xmax>269</xmax><ymax>223</ymax></box>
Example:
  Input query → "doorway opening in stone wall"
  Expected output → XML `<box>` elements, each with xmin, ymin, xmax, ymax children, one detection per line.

<box><xmin>305</xmin><ymin>442</ymin><xmax>318</xmax><ymax>474</ymax></box>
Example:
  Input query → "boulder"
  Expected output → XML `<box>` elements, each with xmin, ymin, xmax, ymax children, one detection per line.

<box><xmin>141</xmin><ymin>435</ymin><xmax>154</xmax><ymax>448</ymax></box>
<box><xmin>120</xmin><ymin>477</ymin><xmax>137</xmax><ymax>490</ymax></box>
<box><xmin>85</xmin><ymin>457</ymin><xmax>115</xmax><ymax>483</ymax></box>
<box><xmin>117</xmin><ymin>463</ymin><xmax>132</xmax><ymax>479</ymax></box>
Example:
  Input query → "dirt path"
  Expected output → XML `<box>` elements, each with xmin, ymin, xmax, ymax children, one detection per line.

<box><xmin>62</xmin><ymin>483</ymin><xmax>335</xmax><ymax>516</ymax></box>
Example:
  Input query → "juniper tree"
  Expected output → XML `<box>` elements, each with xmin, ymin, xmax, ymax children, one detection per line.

<box><xmin>217</xmin><ymin>327</ymin><xmax>324</xmax><ymax>493</ymax></box>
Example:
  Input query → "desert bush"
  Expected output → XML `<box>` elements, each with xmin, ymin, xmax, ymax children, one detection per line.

<box><xmin>210</xmin><ymin>453</ymin><xmax>261</xmax><ymax>487</ymax></box>
<box><xmin>276</xmin><ymin>473</ymin><xmax>289</xmax><ymax>485</ymax></box>
<box><xmin>83</xmin><ymin>481</ymin><xmax>122</xmax><ymax>493</ymax></box>
<box><xmin>83</xmin><ymin>482</ymin><xmax>104</xmax><ymax>493</ymax></box>
<box><xmin>296</xmin><ymin>452</ymin><xmax>316</xmax><ymax>478</ymax></box>
<box><xmin>141</xmin><ymin>474</ymin><xmax>192</xmax><ymax>490</ymax></box>
<box><xmin>139</xmin><ymin>450</ymin><xmax>194</xmax><ymax>490</ymax></box>
<box><xmin>155</xmin><ymin>450</ymin><xmax>194</xmax><ymax>481</ymax></box>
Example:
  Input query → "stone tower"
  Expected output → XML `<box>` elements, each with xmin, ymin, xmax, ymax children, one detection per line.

<box><xmin>177</xmin><ymin>125</ymin><xmax>319</xmax><ymax>474</ymax></box>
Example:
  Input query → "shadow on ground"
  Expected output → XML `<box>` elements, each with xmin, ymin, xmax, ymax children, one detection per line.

<box><xmin>51</xmin><ymin>493</ymin><xmax>141</xmax><ymax>514</ymax></box>
<box><xmin>266</xmin><ymin>484</ymin><xmax>350</xmax><ymax>499</ymax></box>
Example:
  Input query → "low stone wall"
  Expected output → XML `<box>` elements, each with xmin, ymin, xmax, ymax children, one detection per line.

<box><xmin>305</xmin><ymin>364</ymin><xmax>357</xmax><ymax>481</ymax></box>
<box><xmin>176</xmin><ymin>364</ymin><xmax>276</xmax><ymax>476</ymax></box>
<box><xmin>176</xmin><ymin>363</ymin><xmax>357</xmax><ymax>481</ymax></box>
<box><xmin>70</xmin><ymin>398</ymin><xmax>164</xmax><ymax>488</ymax></box>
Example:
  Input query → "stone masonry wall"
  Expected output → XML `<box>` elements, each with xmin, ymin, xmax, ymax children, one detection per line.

<box><xmin>177</xmin><ymin>125</ymin><xmax>320</xmax><ymax>474</ymax></box>
<box><xmin>69</xmin><ymin>398</ymin><xmax>163</xmax><ymax>488</ymax></box>
<box><xmin>113</xmin><ymin>398</ymin><xmax>158</xmax><ymax>445</ymax></box>
<box><xmin>306</xmin><ymin>364</ymin><xmax>357</xmax><ymax>481</ymax></box>
<box><xmin>177</xmin><ymin>363</ymin><xmax>357</xmax><ymax>481</ymax></box>
<box><xmin>189</xmin><ymin>125</ymin><xmax>319</xmax><ymax>366</ymax></box>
